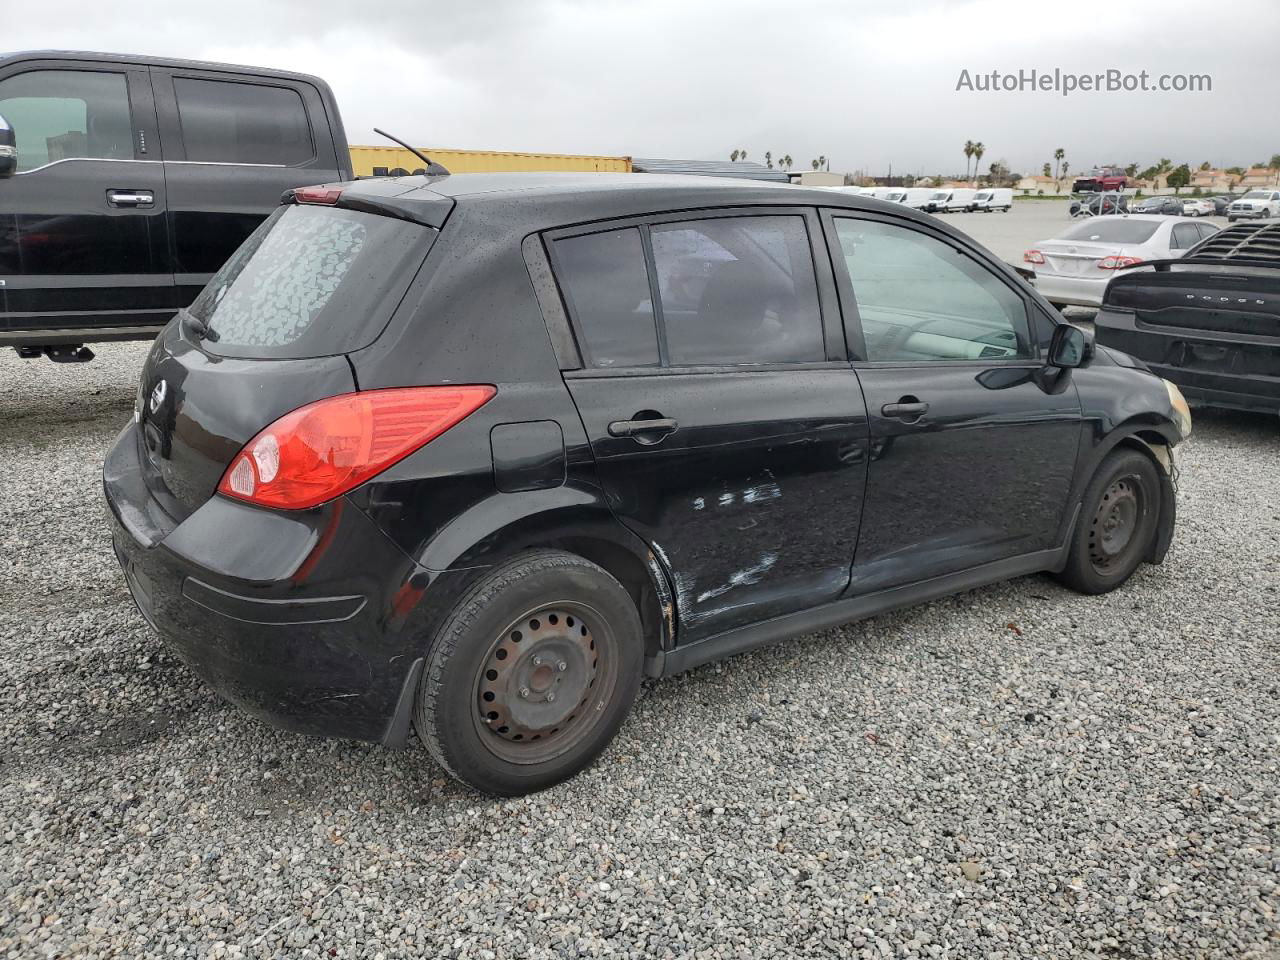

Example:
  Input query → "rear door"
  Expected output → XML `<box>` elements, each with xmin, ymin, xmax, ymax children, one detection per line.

<box><xmin>0</xmin><ymin>58</ymin><xmax>171</xmax><ymax>334</ymax></box>
<box><xmin>549</xmin><ymin>208</ymin><xmax>870</xmax><ymax>643</ymax></box>
<box><xmin>825</xmin><ymin>211</ymin><xmax>1081</xmax><ymax>595</ymax></box>
<box><xmin>151</xmin><ymin>68</ymin><xmax>345</xmax><ymax>307</ymax></box>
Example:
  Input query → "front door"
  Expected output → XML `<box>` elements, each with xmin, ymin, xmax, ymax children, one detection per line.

<box><xmin>550</xmin><ymin>211</ymin><xmax>869</xmax><ymax>642</ymax></box>
<box><xmin>825</xmin><ymin>212</ymin><xmax>1082</xmax><ymax>595</ymax></box>
<box><xmin>0</xmin><ymin>61</ymin><xmax>171</xmax><ymax>334</ymax></box>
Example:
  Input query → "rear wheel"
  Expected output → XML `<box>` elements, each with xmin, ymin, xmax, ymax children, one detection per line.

<box><xmin>414</xmin><ymin>551</ymin><xmax>643</xmax><ymax>795</ymax></box>
<box><xmin>1055</xmin><ymin>449</ymin><xmax>1161</xmax><ymax>595</ymax></box>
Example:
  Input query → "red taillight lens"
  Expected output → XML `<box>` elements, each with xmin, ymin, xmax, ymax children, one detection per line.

<box><xmin>1097</xmin><ymin>255</ymin><xmax>1142</xmax><ymax>270</ymax></box>
<box><xmin>1023</xmin><ymin>249</ymin><xmax>1045</xmax><ymax>264</ymax></box>
<box><xmin>294</xmin><ymin>186</ymin><xmax>343</xmax><ymax>205</ymax></box>
<box><xmin>218</xmin><ymin>386</ymin><xmax>495</xmax><ymax>510</ymax></box>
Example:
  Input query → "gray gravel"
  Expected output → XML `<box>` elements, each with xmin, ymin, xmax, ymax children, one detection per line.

<box><xmin>1</xmin><ymin>342</ymin><xmax>1278</xmax><ymax>960</ymax></box>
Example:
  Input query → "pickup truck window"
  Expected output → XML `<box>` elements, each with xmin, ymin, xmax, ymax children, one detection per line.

<box><xmin>174</xmin><ymin>78</ymin><xmax>313</xmax><ymax>166</ymax></box>
<box><xmin>0</xmin><ymin>70</ymin><xmax>132</xmax><ymax>172</ymax></box>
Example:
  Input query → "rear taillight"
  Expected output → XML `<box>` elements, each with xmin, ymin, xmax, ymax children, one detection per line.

<box><xmin>218</xmin><ymin>386</ymin><xmax>495</xmax><ymax>510</ymax></box>
<box><xmin>293</xmin><ymin>186</ymin><xmax>343</xmax><ymax>205</ymax></box>
<box><xmin>1024</xmin><ymin>249</ymin><xmax>1045</xmax><ymax>265</ymax></box>
<box><xmin>1097</xmin><ymin>255</ymin><xmax>1142</xmax><ymax>270</ymax></box>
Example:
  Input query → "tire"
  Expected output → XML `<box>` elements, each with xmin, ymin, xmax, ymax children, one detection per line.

<box><xmin>414</xmin><ymin>550</ymin><xmax>644</xmax><ymax>795</ymax></box>
<box><xmin>1228</xmin><ymin>217</ymin><xmax>1236</xmax><ymax>223</ymax></box>
<box><xmin>1055</xmin><ymin>449</ymin><xmax>1161</xmax><ymax>595</ymax></box>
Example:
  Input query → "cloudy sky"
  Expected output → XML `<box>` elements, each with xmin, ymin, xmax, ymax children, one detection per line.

<box><xmin>6</xmin><ymin>0</ymin><xmax>1278</xmax><ymax>178</ymax></box>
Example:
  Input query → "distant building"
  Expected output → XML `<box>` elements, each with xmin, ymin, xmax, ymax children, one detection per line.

<box><xmin>788</xmin><ymin>171</ymin><xmax>844</xmax><ymax>187</ymax></box>
<box><xmin>1016</xmin><ymin>174</ymin><xmax>1065</xmax><ymax>194</ymax></box>
<box><xmin>1240</xmin><ymin>166</ymin><xmax>1280</xmax><ymax>188</ymax></box>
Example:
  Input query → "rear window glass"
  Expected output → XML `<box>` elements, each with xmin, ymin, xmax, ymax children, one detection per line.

<box><xmin>189</xmin><ymin>205</ymin><xmax>433</xmax><ymax>359</ymax></box>
<box><xmin>1059</xmin><ymin>220</ymin><xmax>1160</xmax><ymax>244</ymax></box>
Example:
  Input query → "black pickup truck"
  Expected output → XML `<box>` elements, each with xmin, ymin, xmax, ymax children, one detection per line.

<box><xmin>0</xmin><ymin>51</ymin><xmax>353</xmax><ymax>360</ymax></box>
<box><xmin>1095</xmin><ymin>221</ymin><xmax>1280</xmax><ymax>415</ymax></box>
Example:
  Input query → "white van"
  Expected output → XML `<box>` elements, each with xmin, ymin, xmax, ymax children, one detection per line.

<box><xmin>924</xmin><ymin>190</ymin><xmax>952</xmax><ymax>213</ymax></box>
<box><xmin>970</xmin><ymin>188</ymin><xmax>1013</xmax><ymax>212</ymax></box>
<box><xmin>940</xmin><ymin>188</ymin><xmax>977</xmax><ymax>212</ymax></box>
<box><xmin>902</xmin><ymin>188</ymin><xmax>935</xmax><ymax>210</ymax></box>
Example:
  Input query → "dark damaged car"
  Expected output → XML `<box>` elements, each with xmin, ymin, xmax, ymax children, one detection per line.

<box><xmin>105</xmin><ymin>174</ymin><xmax>1192</xmax><ymax>795</ymax></box>
<box><xmin>1096</xmin><ymin>220</ymin><xmax>1280</xmax><ymax>415</ymax></box>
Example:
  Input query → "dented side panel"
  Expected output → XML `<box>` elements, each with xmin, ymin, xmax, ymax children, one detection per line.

<box><xmin>564</xmin><ymin>367</ymin><xmax>870</xmax><ymax>643</ymax></box>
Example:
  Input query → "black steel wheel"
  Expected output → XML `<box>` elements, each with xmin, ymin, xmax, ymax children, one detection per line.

<box><xmin>1056</xmin><ymin>449</ymin><xmax>1161</xmax><ymax>595</ymax></box>
<box><xmin>414</xmin><ymin>551</ymin><xmax>643</xmax><ymax>795</ymax></box>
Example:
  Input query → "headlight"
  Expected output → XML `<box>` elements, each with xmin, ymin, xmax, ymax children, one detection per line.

<box><xmin>1164</xmin><ymin>379</ymin><xmax>1192</xmax><ymax>439</ymax></box>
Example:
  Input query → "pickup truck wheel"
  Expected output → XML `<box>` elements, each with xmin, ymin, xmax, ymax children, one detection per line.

<box><xmin>414</xmin><ymin>550</ymin><xmax>643</xmax><ymax>796</ymax></box>
<box><xmin>1055</xmin><ymin>450</ymin><xmax>1160</xmax><ymax>595</ymax></box>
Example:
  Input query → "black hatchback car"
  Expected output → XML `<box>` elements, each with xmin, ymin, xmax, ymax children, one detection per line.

<box><xmin>104</xmin><ymin>174</ymin><xmax>1191</xmax><ymax>795</ymax></box>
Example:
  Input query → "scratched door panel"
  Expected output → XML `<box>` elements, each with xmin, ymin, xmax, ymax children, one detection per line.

<box><xmin>565</xmin><ymin>366</ymin><xmax>869</xmax><ymax>643</ymax></box>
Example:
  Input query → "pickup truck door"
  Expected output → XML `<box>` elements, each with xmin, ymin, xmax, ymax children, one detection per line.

<box><xmin>0</xmin><ymin>59</ymin><xmax>172</xmax><ymax>337</ymax></box>
<box><xmin>150</xmin><ymin>68</ymin><xmax>347</xmax><ymax>307</ymax></box>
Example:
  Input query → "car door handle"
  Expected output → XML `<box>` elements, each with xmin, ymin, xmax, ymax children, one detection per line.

<box><xmin>881</xmin><ymin>399</ymin><xmax>929</xmax><ymax>421</ymax></box>
<box><xmin>608</xmin><ymin>416</ymin><xmax>678</xmax><ymax>443</ymax></box>
<box><xmin>107</xmin><ymin>190</ymin><xmax>154</xmax><ymax>207</ymax></box>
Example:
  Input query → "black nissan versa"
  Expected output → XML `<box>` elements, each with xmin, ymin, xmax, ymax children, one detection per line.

<box><xmin>103</xmin><ymin>173</ymin><xmax>1193</xmax><ymax>795</ymax></box>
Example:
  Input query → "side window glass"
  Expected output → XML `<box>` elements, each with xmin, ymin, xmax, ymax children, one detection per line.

<box><xmin>174</xmin><ymin>78</ymin><xmax>313</xmax><ymax>166</ymax></box>
<box><xmin>835</xmin><ymin>218</ymin><xmax>1031</xmax><ymax>362</ymax></box>
<box><xmin>0</xmin><ymin>70</ymin><xmax>132</xmax><ymax>172</ymax></box>
<box><xmin>1171</xmin><ymin>223</ymin><xmax>1198</xmax><ymax>250</ymax></box>
<box><xmin>554</xmin><ymin>228</ymin><xmax>660</xmax><ymax>368</ymax></box>
<box><xmin>650</xmin><ymin>216</ymin><xmax>824</xmax><ymax>365</ymax></box>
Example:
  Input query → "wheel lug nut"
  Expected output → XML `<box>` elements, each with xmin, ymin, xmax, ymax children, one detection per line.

<box><xmin>532</xmin><ymin>656</ymin><xmax>543</xmax><ymax>666</ymax></box>
<box><xmin>557</xmin><ymin>661</ymin><xmax>568</xmax><ymax>672</ymax></box>
<box><xmin>546</xmin><ymin>691</ymin><xmax>556</xmax><ymax>703</ymax></box>
<box><xmin>519</xmin><ymin>687</ymin><xmax>531</xmax><ymax>699</ymax></box>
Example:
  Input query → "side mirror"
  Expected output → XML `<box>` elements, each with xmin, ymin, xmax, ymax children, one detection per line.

<box><xmin>1048</xmin><ymin>323</ymin><xmax>1092</xmax><ymax>368</ymax></box>
<box><xmin>0</xmin><ymin>114</ymin><xmax>15</xmax><ymax>178</ymax></box>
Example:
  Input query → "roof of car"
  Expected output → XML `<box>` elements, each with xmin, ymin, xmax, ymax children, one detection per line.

<box><xmin>0</xmin><ymin>49</ymin><xmax>328</xmax><ymax>85</ymax></box>
<box><xmin>336</xmin><ymin>172</ymin><xmax>930</xmax><ymax>232</ymax></box>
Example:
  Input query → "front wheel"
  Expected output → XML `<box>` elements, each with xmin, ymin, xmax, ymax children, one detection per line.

<box><xmin>414</xmin><ymin>550</ymin><xmax>644</xmax><ymax>795</ymax></box>
<box><xmin>1055</xmin><ymin>449</ymin><xmax>1161</xmax><ymax>595</ymax></box>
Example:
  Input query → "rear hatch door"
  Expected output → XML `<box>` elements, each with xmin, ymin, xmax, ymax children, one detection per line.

<box><xmin>136</xmin><ymin>201</ymin><xmax>439</xmax><ymax>522</ymax></box>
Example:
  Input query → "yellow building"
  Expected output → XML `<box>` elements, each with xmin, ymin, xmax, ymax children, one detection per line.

<box><xmin>349</xmin><ymin>145</ymin><xmax>631</xmax><ymax>177</ymax></box>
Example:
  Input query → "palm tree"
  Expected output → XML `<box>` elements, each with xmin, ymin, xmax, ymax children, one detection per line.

<box><xmin>1061</xmin><ymin>160</ymin><xmax>1070</xmax><ymax>187</ymax></box>
<box><xmin>739</xmin><ymin>149</ymin><xmax>748</xmax><ymax>161</ymax></box>
<box><xmin>963</xmin><ymin>140</ymin><xmax>975</xmax><ymax>181</ymax></box>
<box><xmin>765</xmin><ymin>150</ymin><xmax>772</xmax><ymax>169</ymax></box>
<box><xmin>972</xmin><ymin>142</ymin><xmax>985</xmax><ymax>184</ymax></box>
<box><xmin>1053</xmin><ymin>147</ymin><xmax>1065</xmax><ymax>181</ymax></box>
<box><xmin>811</xmin><ymin>158</ymin><xmax>820</xmax><ymax>170</ymax></box>
<box><xmin>730</xmin><ymin>149</ymin><xmax>740</xmax><ymax>162</ymax></box>
<box><xmin>1043</xmin><ymin>162</ymin><xmax>1051</xmax><ymax>177</ymax></box>
<box><xmin>817</xmin><ymin>155</ymin><xmax>828</xmax><ymax>171</ymax></box>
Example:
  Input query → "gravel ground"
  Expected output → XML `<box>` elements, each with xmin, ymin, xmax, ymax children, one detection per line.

<box><xmin>1</xmin><ymin>342</ymin><xmax>1277</xmax><ymax>960</ymax></box>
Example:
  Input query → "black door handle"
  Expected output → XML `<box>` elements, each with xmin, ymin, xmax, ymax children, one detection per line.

<box><xmin>881</xmin><ymin>399</ymin><xmax>929</xmax><ymax>421</ymax></box>
<box><xmin>608</xmin><ymin>416</ymin><xmax>678</xmax><ymax>443</ymax></box>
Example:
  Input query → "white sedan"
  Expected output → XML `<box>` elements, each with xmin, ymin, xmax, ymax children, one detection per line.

<box><xmin>1023</xmin><ymin>215</ymin><xmax>1220</xmax><ymax>308</ymax></box>
<box><xmin>1181</xmin><ymin>198</ymin><xmax>1215</xmax><ymax>217</ymax></box>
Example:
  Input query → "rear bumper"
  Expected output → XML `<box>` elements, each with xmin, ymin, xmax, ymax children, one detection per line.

<box><xmin>1033</xmin><ymin>272</ymin><xmax>1109</xmax><ymax>307</ymax></box>
<box><xmin>1095</xmin><ymin>311</ymin><xmax>1280</xmax><ymax>414</ymax></box>
<box><xmin>103</xmin><ymin>424</ymin><xmax>448</xmax><ymax>745</ymax></box>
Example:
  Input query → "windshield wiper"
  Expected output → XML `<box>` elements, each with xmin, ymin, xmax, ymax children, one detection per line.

<box><xmin>180</xmin><ymin>309</ymin><xmax>219</xmax><ymax>343</ymax></box>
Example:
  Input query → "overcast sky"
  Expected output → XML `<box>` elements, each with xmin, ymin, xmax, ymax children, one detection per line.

<box><xmin>6</xmin><ymin>0</ymin><xmax>1278</xmax><ymax>177</ymax></box>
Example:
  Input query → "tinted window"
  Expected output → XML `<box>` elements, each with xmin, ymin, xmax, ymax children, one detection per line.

<box><xmin>554</xmin><ymin>228</ymin><xmax>660</xmax><ymax>367</ymax></box>
<box><xmin>1059</xmin><ymin>219</ymin><xmax>1161</xmax><ymax>243</ymax></box>
<box><xmin>651</xmin><ymin>216</ymin><xmax>823</xmax><ymax>365</ymax></box>
<box><xmin>189</xmin><ymin>205</ymin><xmax>433</xmax><ymax>359</ymax></box>
<box><xmin>174</xmin><ymin>78</ymin><xmax>313</xmax><ymax>165</ymax></box>
<box><xmin>1171</xmin><ymin>223</ymin><xmax>1200</xmax><ymax>250</ymax></box>
<box><xmin>0</xmin><ymin>70</ymin><xmax>132</xmax><ymax>172</ymax></box>
<box><xmin>836</xmin><ymin>218</ymin><xmax>1030</xmax><ymax>362</ymax></box>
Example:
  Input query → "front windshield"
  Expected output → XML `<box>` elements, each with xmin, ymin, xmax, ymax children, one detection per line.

<box><xmin>1241</xmin><ymin>191</ymin><xmax>1271</xmax><ymax>199</ymax></box>
<box><xmin>931</xmin><ymin>192</ymin><xmax>948</xmax><ymax>200</ymax></box>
